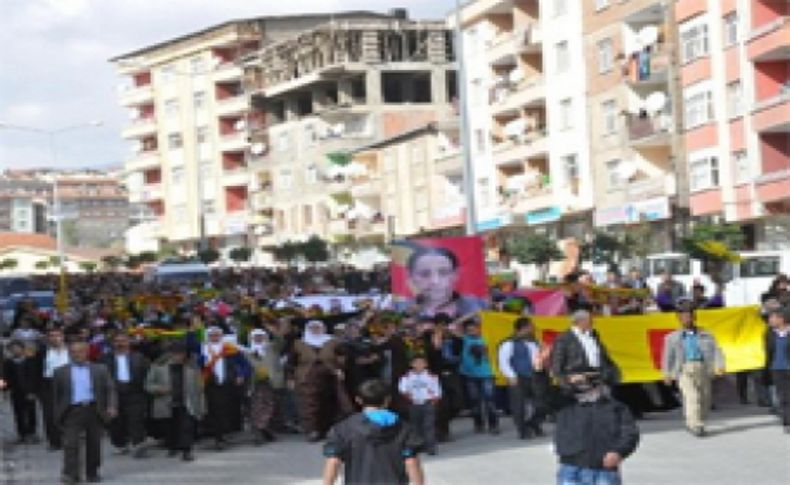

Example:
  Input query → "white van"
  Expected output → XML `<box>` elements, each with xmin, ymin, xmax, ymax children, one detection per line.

<box><xmin>144</xmin><ymin>261</ymin><xmax>211</xmax><ymax>285</ymax></box>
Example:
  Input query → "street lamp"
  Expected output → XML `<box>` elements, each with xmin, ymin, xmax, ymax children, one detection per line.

<box><xmin>0</xmin><ymin>121</ymin><xmax>103</xmax><ymax>311</ymax></box>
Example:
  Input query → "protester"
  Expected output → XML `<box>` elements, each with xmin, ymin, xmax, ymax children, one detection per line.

<box><xmin>102</xmin><ymin>332</ymin><xmax>150</xmax><ymax>458</ymax></box>
<box><xmin>764</xmin><ymin>309</ymin><xmax>790</xmax><ymax>433</ymax></box>
<box><xmin>3</xmin><ymin>340</ymin><xmax>40</xmax><ymax>443</ymax></box>
<box><xmin>399</xmin><ymin>355</ymin><xmax>441</xmax><ymax>455</ymax></box>
<box><xmin>245</xmin><ymin>328</ymin><xmax>279</xmax><ymax>444</ymax></box>
<box><xmin>53</xmin><ymin>341</ymin><xmax>117</xmax><ymax>485</ymax></box>
<box><xmin>661</xmin><ymin>304</ymin><xmax>725</xmax><ymax>437</ymax></box>
<box><xmin>551</xmin><ymin>310</ymin><xmax>620</xmax><ymax>389</ymax></box>
<box><xmin>459</xmin><ymin>320</ymin><xmax>499</xmax><ymax>434</ymax></box>
<box><xmin>322</xmin><ymin>379</ymin><xmax>424</xmax><ymax>485</ymax></box>
<box><xmin>40</xmin><ymin>327</ymin><xmax>70</xmax><ymax>451</ymax></box>
<box><xmin>553</xmin><ymin>372</ymin><xmax>640</xmax><ymax>485</ymax></box>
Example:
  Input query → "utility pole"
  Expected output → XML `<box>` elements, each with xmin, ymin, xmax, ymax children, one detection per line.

<box><xmin>455</xmin><ymin>0</ymin><xmax>478</xmax><ymax>236</ymax></box>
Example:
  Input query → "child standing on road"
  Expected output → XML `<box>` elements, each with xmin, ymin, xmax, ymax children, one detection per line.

<box><xmin>323</xmin><ymin>380</ymin><xmax>424</xmax><ymax>485</ymax></box>
<box><xmin>399</xmin><ymin>355</ymin><xmax>442</xmax><ymax>455</ymax></box>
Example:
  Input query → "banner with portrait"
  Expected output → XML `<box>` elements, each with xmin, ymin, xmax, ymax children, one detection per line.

<box><xmin>390</xmin><ymin>236</ymin><xmax>488</xmax><ymax>318</ymax></box>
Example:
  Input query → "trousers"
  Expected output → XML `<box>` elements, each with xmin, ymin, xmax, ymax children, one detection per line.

<box><xmin>510</xmin><ymin>374</ymin><xmax>544</xmax><ymax>432</ymax></box>
<box><xmin>109</xmin><ymin>391</ymin><xmax>147</xmax><ymax>448</ymax></box>
<box><xmin>39</xmin><ymin>379</ymin><xmax>61</xmax><ymax>447</ymax></box>
<box><xmin>557</xmin><ymin>464</ymin><xmax>622</xmax><ymax>485</ymax></box>
<box><xmin>11</xmin><ymin>393</ymin><xmax>37</xmax><ymax>438</ymax></box>
<box><xmin>772</xmin><ymin>369</ymin><xmax>790</xmax><ymax>426</ymax></box>
<box><xmin>62</xmin><ymin>404</ymin><xmax>103</xmax><ymax>481</ymax></box>
<box><xmin>678</xmin><ymin>361</ymin><xmax>711</xmax><ymax>429</ymax></box>
<box><xmin>409</xmin><ymin>403</ymin><xmax>436</xmax><ymax>451</ymax></box>
<box><xmin>465</xmin><ymin>377</ymin><xmax>498</xmax><ymax>429</ymax></box>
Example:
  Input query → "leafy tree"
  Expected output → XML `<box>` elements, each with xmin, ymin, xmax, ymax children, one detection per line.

<box><xmin>35</xmin><ymin>260</ymin><xmax>50</xmax><ymax>271</ymax></box>
<box><xmin>229</xmin><ymin>247</ymin><xmax>253</xmax><ymax>265</ymax></box>
<box><xmin>79</xmin><ymin>261</ymin><xmax>98</xmax><ymax>273</ymax></box>
<box><xmin>580</xmin><ymin>231</ymin><xmax>623</xmax><ymax>265</ymax></box>
<box><xmin>124</xmin><ymin>254</ymin><xmax>141</xmax><ymax>270</ymax></box>
<box><xmin>681</xmin><ymin>222</ymin><xmax>745</xmax><ymax>282</ymax></box>
<box><xmin>0</xmin><ymin>258</ymin><xmax>19</xmax><ymax>272</ymax></box>
<box><xmin>49</xmin><ymin>255</ymin><xmax>61</xmax><ymax>267</ymax></box>
<box><xmin>198</xmin><ymin>248</ymin><xmax>220</xmax><ymax>265</ymax></box>
<box><xmin>101</xmin><ymin>255</ymin><xmax>122</xmax><ymax>270</ymax></box>
<box><xmin>507</xmin><ymin>234</ymin><xmax>564</xmax><ymax>281</ymax></box>
<box><xmin>137</xmin><ymin>251</ymin><xmax>159</xmax><ymax>264</ymax></box>
<box><xmin>272</xmin><ymin>241</ymin><xmax>300</xmax><ymax>265</ymax></box>
<box><xmin>621</xmin><ymin>220</ymin><xmax>654</xmax><ymax>263</ymax></box>
<box><xmin>301</xmin><ymin>236</ymin><xmax>330</xmax><ymax>264</ymax></box>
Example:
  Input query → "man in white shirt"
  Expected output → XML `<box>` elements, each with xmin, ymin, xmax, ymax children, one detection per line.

<box><xmin>39</xmin><ymin>328</ymin><xmax>70</xmax><ymax>450</ymax></box>
<box><xmin>399</xmin><ymin>356</ymin><xmax>442</xmax><ymax>455</ymax></box>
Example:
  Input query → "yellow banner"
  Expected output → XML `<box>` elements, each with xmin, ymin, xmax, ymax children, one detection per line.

<box><xmin>481</xmin><ymin>306</ymin><xmax>767</xmax><ymax>384</ymax></box>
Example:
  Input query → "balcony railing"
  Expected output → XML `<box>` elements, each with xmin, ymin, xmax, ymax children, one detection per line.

<box><xmin>624</xmin><ymin>45</ymin><xmax>670</xmax><ymax>84</ymax></box>
<box><xmin>627</xmin><ymin>115</ymin><xmax>672</xmax><ymax>144</ymax></box>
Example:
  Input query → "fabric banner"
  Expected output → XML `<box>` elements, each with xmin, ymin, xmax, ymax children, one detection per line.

<box><xmin>515</xmin><ymin>289</ymin><xmax>567</xmax><ymax>316</ymax></box>
<box><xmin>275</xmin><ymin>295</ymin><xmax>390</xmax><ymax>313</ymax></box>
<box><xmin>481</xmin><ymin>306</ymin><xmax>766</xmax><ymax>385</ymax></box>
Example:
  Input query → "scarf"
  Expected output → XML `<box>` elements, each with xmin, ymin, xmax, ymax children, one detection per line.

<box><xmin>249</xmin><ymin>329</ymin><xmax>269</xmax><ymax>357</ymax></box>
<box><xmin>303</xmin><ymin>321</ymin><xmax>332</xmax><ymax>348</ymax></box>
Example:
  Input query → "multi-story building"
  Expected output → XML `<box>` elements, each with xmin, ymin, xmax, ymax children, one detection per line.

<box><xmin>112</xmin><ymin>12</ymin><xmax>402</xmax><ymax>254</ymax></box>
<box><xmin>583</xmin><ymin>0</ymin><xmax>687</xmax><ymax>251</ymax></box>
<box><xmin>0</xmin><ymin>177</ymin><xmax>50</xmax><ymax>234</ymax></box>
<box><xmin>243</xmin><ymin>12</ymin><xmax>455</xmax><ymax>257</ymax></box>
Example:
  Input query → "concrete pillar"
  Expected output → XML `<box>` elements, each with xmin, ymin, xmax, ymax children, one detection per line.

<box><xmin>366</xmin><ymin>71</ymin><xmax>382</xmax><ymax>105</ymax></box>
<box><xmin>338</xmin><ymin>79</ymin><xmax>354</xmax><ymax>105</ymax></box>
<box><xmin>431</xmin><ymin>69</ymin><xmax>447</xmax><ymax>104</ymax></box>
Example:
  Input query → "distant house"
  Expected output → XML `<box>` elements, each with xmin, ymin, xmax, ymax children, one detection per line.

<box><xmin>0</xmin><ymin>233</ymin><xmax>120</xmax><ymax>274</ymax></box>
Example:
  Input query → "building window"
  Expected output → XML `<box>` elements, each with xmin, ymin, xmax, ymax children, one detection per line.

<box><xmin>200</xmin><ymin>161</ymin><xmax>213</xmax><ymax>180</ymax></box>
<box><xmin>196</xmin><ymin>126</ymin><xmax>210</xmax><ymax>144</ymax></box>
<box><xmin>193</xmin><ymin>91</ymin><xmax>207</xmax><ymax>110</ymax></box>
<box><xmin>689</xmin><ymin>155</ymin><xmax>720</xmax><ymax>191</ymax></box>
<box><xmin>190</xmin><ymin>57</ymin><xmax>206</xmax><ymax>74</ymax></box>
<box><xmin>276</xmin><ymin>132</ymin><xmax>290</xmax><ymax>152</ymax></box>
<box><xmin>733</xmin><ymin>151</ymin><xmax>750</xmax><ymax>184</ymax></box>
<box><xmin>305</xmin><ymin>165</ymin><xmax>318</xmax><ymax>184</ymax></box>
<box><xmin>684</xmin><ymin>89</ymin><xmax>714</xmax><ymax>129</ymax></box>
<box><xmin>597</xmin><ymin>38</ymin><xmax>614</xmax><ymax>74</ymax></box>
<box><xmin>559</xmin><ymin>98</ymin><xmax>573</xmax><ymax>130</ymax></box>
<box><xmin>680</xmin><ymin>20</ymin><xmax>710</xmax><ymax>64</ymax></box>
<box><xmin>164</xmin><ymin>98</ymin><xmax>180</xmax><ymax>118</ymax></box>
<box><xmin>478</xmin><ymin>178</ymin><xmax>491</xmax><ymax>209</ymax></box>
<box><xmin>606</xmin><ymin>159</ymin><xmax>623</xmax><ymax>189</ymax></box>
<box><xmin>303</xmin><ymin>124</ymin><xmax>317</xmax><ymax>148</ymax></box>
<box><xmin>167</xmin><ymin>133</ymin><xmax>183</xmax><ymax>150</ymax></box>
<box><xmin>723</xmin><ymin>12</ymin><xmax>739</xmax><ymax>47</ymax></box>
<box><xmin>602</xmin><ymin>99</ymin><xmax>617</xmax><ymax>135</ymax></box>
<box><xmin>556</xmin><ymin>41</ymin><xmax>569</xmax><ymax>73</ymax></box>
<box><xmin>475</xmin><ymin>129</ymin><xmax>486</xmax><ymax>153</ymax></box>
<box><xmin>562</xmin><ymin>154</ymin><xmax>579</xmax><ymax>185</ymax></box>
<box><xmin>172</xmin><ymin>203</ymin><xmax>187</xmax><ymax>222</ymax></box>
<box><xmin>595</xmin><ymin>0</ymin><xmax>610</xmax><ymax>11</ymax></box>
<box><xmin>201</xmin><ymin>200</ymin><xmax>216</xmax><ymax>215</ymax></box>
<box><xmin>160</xmin><ymin>65</ymin><xmax>175</xmax><ymax>84</ymax></box>
<box><xmin>553</xmin><ymin>0</ymin><xmax>567</xmax><ymax>17</ymax></box>
<box><xmin>727</xmin><ymin>81</ymin><xmax>744</xmax><ymax>118</ymax></box>
<box><xmin>279</xmin><ymin>169</ymin><xmax>293</xmax><ymax>190</ymax></box>
<box><xmin>170</xmin><ymin>166</ymin><xmax>185</xmax><ymax>186</ymax></box>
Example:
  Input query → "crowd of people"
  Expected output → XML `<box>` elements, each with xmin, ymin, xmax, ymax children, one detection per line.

<box><xmin>0</xmin><ymin>265</ymin><xmax>787</xmax><ymax>484</ymax></box>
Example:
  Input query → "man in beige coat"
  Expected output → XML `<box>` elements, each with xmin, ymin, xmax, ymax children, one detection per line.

<box><xmin>661</xmin><ymin>304</ymin><xmax>725</xmax><ymax>437</ymax></box>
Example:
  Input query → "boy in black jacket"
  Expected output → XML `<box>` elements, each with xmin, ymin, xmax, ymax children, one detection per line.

<box><xmin>322</xmin><ymin>379</ymin><xmax>424</xmax><ymax>485</ymax></box>
<box><xmin>3</xmin><ymin>340</ymin><xmax>40</xmax><ymax>443</ymax></box>
<box><xmin>554</xmin><ymin>371</ymin><xmax>640</xmax><ymax>485</ymax></box>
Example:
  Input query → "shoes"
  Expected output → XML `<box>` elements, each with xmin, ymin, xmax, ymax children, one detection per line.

<box><xmin>115</xmin><ymin>446</ymin><xmax>130</xmax><ymax>455</ymax></box>
<box><xmin>426</xmin><ymin>447</ymin><xmax>437</xmax><ymax>456</ymax></box>
<box><xmin>687</xmin><ymin>426</ymin><xmax>706</xmax><ymax>438</ymax></box>
<box><xmin>167</xmin><ymin>450</ymin><xmax>179</xmax><ymax>458</ymax></box>
<box><xmin>784</xmin><ymin>426</ymin><xmax>790</xmax><ymax>435</ymax></box>
<box><xmin>474</xmin><ymin>424</ymin><xmax>484</xmax><ymax>434</ymax></box>
<box><xmin>518</xmin><ymin>426</ymin><xmax>533</xmax><ymax>440</ymax></box>
<box><xmin>182</xmin><ymin>450</ymin><xmax>195</xmax><ymax>462</ymax></box>
<box><xmin>132</xmin><ymin>444</ymin><xmax>147</xmax><ymax>459</ymax></box>
<box><xmin>531</xmin><ymin>425</ymin><xmax>545</xmax><ymax>438</ymax></box>
<box><xmin>307</xmin><ymin>431</ymin><xmax>322</xmax><ymax>443</ymax></box>
<box><xmin>86</xmin><ymin>474</ymin><xmax>102</xmax><ymax>483</ymax></box>
<box><xmin>49</xmin><ymin>444</ymin><xmax>62</xmax><ymax>452</ymax></box>
<box><xmin>26</xmin><ymin>435</ymin><xmax>41</xmax><ymax>444</ymax></box>
<box><xmin>261</xmin><ymin>428</ymin><xmax>277</xmax><ymax>442</ymax></box>
<box><xmin>214</xmin><ymin>440</ymin><xmax>226</xmax><ymax>451</ymax></box>
<box><xmin>61</xmin><ymin>474</ymin><xmax>78</xmax><ymax>485</ymax></box>
<box><xmin>489</xmin><ymin>426</ymin><xmax>500</xmax><ymax>436</ymax></box>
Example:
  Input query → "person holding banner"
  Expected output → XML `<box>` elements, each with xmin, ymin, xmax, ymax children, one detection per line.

<box><xmin>460</xmin><ymin>320</ymin><xmax>499</xmax><ymax>435</ymax></box>
<box><xmin>661</xmin><ymin>305</ymin><xmax>725</xmax><ymax>437</ymax></box>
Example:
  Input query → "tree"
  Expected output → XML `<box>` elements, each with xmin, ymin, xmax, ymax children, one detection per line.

<box><xmin>124</xmin><ymin>254</ymin><xmax>141</xmax><ymax>270</ymax></box>
<box><xmin>0</xmin><ymin>258</ymin><xmax>19</xmax><ymax>272</ymax></box>
<box><xmin>79</xmin><ymin>261</ymin><xmax>98</xmax><ymax>273</ymax></box>
<box><xmin>580</xmin><ymin>231</ymin><xmax>623</xmax><ymax>266</ymax></box>
<box><xmin>272</xmin><ymin>241</ymin><xmax>300</xmax><ymax>265</ymax></box>
<box><xmin>198</xmin><ymin>248</ymin><xmax>220</xmax><ymax>265</ymax></box>
<box><xmin>301</xmin><ymin>236</ymin><xmax>330</xmax><ymax>264</ymax></box>
<box><xmin>681</xmin><ymin>222</ymin><xmax>745</xmax><ymax>282</ymax></box>
<box><xmin>49</xmin><ymin>255</ymin><xmax>61</xmax><ymax>267</ymax></box>
<box><xmin>507</xmin><ymin>234</ymin><xmax>564</xmax><ymax>281</ymax></box>
<box><xmin>229</xmin><ymin>247</ymin><xmax>252</xmax><ymax>265</ymax></box>
<box><xmin>621</xmin><ymin>220</ymin><xmax>654</xmax><ymax>263</ymax></box>
<box><xmin>101</xmin><ymin>255</ymin><xmax>122</xmax><ymax>270</ymax></box>
<box><xmin>35</xmin><ymin>260</ymin><xmax>50</xmax><ymax>271</ymax></box>
<box><xmin>137</xmin><ymin>251</ymin><xmax>158</xmax><ymax>264</ymax></box>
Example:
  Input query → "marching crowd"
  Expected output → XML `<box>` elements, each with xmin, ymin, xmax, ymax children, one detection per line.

<box><xmin>0</xmin><ymin>266</ymin><xmax>788</xmax><ymax>485</ymax></box>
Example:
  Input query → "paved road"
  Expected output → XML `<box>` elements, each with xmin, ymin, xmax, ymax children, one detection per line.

<box><xmin>1</xmin><ymin>397</ymin><xmax>788</xmax><ymax>485</ymax></box>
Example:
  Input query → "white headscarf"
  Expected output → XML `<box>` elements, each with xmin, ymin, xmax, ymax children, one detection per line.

<box><xmin>303</xmin><ymin>320</ymin><xmax>332</xmax><ymax>348</ymax></box>
<box><xmin>248</xmin><ymin>329</ymin><xmax>269</xmax><ymax>357</ymax></box>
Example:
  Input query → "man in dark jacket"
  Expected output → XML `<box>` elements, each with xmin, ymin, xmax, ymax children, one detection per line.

<box><xmin>551</xmin><ymin>310</ymin><xmax>620</xmax><ymax>388</ymax></box>
<box><xmin>3</xmin><ymin>340</ymin><xmax>40</xmax><ymax>443</ymax></box>
<box><xmin>102</xmin><ymin>332</ymin><xmax>150</xmax><ymax>457</ymax></box>
<box><xmin>554</xmin><ymin>372</ymin><xmax>639</xmax><ymax>484</ymax></box>
<box><xmin>765</xmin><ymin>309</ymin><xmax>790</xmax><ymax>433</ymax></box>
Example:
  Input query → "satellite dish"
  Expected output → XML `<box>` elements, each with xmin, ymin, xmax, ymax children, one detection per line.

<box><xmin>509</xmin><ymin>68</ymin><xmax>525</xmax><ymax>85</ymax></box>
<box><xmin>639</xmin><ymin>26</ymin><xmax>659</xmax><ymax>47</ymax></box>
<box><xmin>250</xmin><ymin>143</ymin><xmax>266</xmax><ymax>155</ymax></box>
<box><xmin>234</xmin><ymin>119</ymin><xmax>247</xmax><ymax>131</ymax></box>
<box><xmin>645</xmin><ymin>91</ymin><xmax>668</xmax><ymax>114</ymax></box>
<box><xmin>505</xmin><ymin>118</ymin><xmax>526</xmax><ymax>138</ymax></box>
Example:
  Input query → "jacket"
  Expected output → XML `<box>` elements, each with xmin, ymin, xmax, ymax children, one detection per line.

<box><xmin>554</xmin><ymin>396</ymin><xmax>640</xmax><ymax>469</ymax></box>
<box><xmin>764</xmin><ymin>328</ymin><xmax>790</xmax><ymax>370</ymax></box>
<box><xmin>661</xmin><ymin>328</ymin><xmax>725</xmax><ymax>378</ymax></box>
<box><xmin>144</xmin><ymin>357</ymin><xmax>205</xmax><ymax>420</ymax></box>
<box><xmin>52</xmin><ymin>362</ymin><xmax>117</xmax><ymax>425</ymax></box>
<box><xmin>550</xmin><ymin>329</ymin><xmax>620</xmax><ymax>387</ymax></box>
<box><xmin>101</xmin><ymin>351</ymin><xmax>150</xmax><ymax>394</ymax></box>
<box><xmin>293</xmin><ymin>338</ymin><xmax>341</xmax><ymax>385</ymax></box>
<box><xmin>3</xmin><ymin>356</ymin><xmax>40</xmax><ymax>396</ymax></box>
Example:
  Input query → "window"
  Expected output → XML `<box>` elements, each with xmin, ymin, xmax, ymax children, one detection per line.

<box><xmin>172</xmin><ymin>203</ymin><xmax>187</xmax><ymax>222</ymax></box>
<box><xmin>684</xmin><ymin>89</ymin><xmax>714</xmax><ymax>129</ymax></box>
<box><xmin>689</xmin><ymin>154</ymin><xmax>720</xmax><ymax>191</ymax></box>
<box><xmin>556</xmin><ymin>41</ymin><xmax>569</xmax><ymax>73</ymax></box>
<box><xmin>597</xmin><ymin>38</ymin><xmax>614</xmax><ymax>73</ymax></box>
<box><xmin>723</xmin><ymin>13</ymin><xmax>739</xmax><ymax>47</ymax></box>
<box><xmin>606</xmin><ymin>159</ymin><xmax>623</xmax><ymax>189</ymax></box>
<box><xmin>562</xmin><ymin>154</ymin><xmax>579</xmax><ymax>185</ymax></box>
<box><xmin>680</xmin><ymin>20</ymin><xmax>709</xmax><ymax>64</ymax></box>
<box><xmin>193</xmin><ymin>91</ymin><xmax>206</xmax><ymax>110</ymax></box>
<box><xmin>741</xmin><ymin>257</ymin><xmax>781</xmax><ymax>278</ymax></box>
<box><xmin>200</xmin><ymin>161</ymin><xmax>213</xmax><ymax>179</ymax></box>
<box><xmin>733</xmin><ymin>151</ymin><xmax>750</xmax><ymax>184</ymax></box>
<box><xmin>478</xmin><ymin>178</ymin><xmax>491</xmax><ymax>209</ymax></box>
<box><xmin>201</xmin><ymin>200</ymin><xmax>216</xmax><ymax>215</ymax></box>
<box><xmin>279</xmin><ymin>169</ymin><xmax>293</xmax><ymax>190</ymax></box>
<box><xmin>303</xmin><ymin>124</ymin><xmax>318</xmax><ymax>148</ymax></box>
<box><xmin>595</xmin><ymin>0</ymin><xmax>610</xmax><ymax>11</ymax></box>
<box><xmin>475</xmin><ymin>129</ymin><xmax>486</xmax><ymax>153</ymax></box>
<box><xmin>559</xmin><ymin>98</ymin><xmax>573</xmax><ymax>130</ymax></box>
<box><xmin>190</xmin><ymin>57</ymin><xmax>206</xmax><ymax>74</ymax></box>
<box><xmin>164</xmin><ymin>98</ymin><xmax>180</xmax><ymax>118</ymax></box>
<box><xmin>167</xmin><ymin>133</ymin><xmax>183</xmax><ymax>150</ymax></box>
<box><xmin>305</xmin><ymin>165</ymin><xmax>318</xmax><ymax>184</ymax></box>
<box><xmin>276</xmin><ymin>132</ymin><xmax>290</xmax><ymax>152</ymax></box>
<box><xmin>196</xmin><ymin>126</ymin><xmax>210</xmax><ymax>144</ymax></box>
<box><xmin>160</xmin><ymin>65</ymin><xmax>175</xmax><ymax>84</ymax></box>
<box><xmin>553</xmin><ymin>0</ymin><xmax>567</xmax><ymax>17</ymax></box>
<box><xmin>727</xmin><ymin>81</ymin><xmax>744</xmax><ymax>118</ymax></box>
<box><xmin>170</xmin><ymin>166</ymin><xmax>185</xmax><ymax>186</ymax></box>
<box><xmin>602</xmin><ymin>99</ymin><xmax>617</xmax><ymax>135</ymax></box>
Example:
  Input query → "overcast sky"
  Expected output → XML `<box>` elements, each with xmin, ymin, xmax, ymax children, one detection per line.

<box><xmin>0</xmin><ymin>0</ymin><xmax>451</xmax><ymax>170</ymax></box>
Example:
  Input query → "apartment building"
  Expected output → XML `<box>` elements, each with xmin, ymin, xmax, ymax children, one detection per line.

<box><xmin>243</xmin><ymin>13</ymin><xmax>455</xmax><ymax>255</ymax></box>
<box><xmin>675</xmin><ymin>0</ymin><xmax>790</xmax><ymax>249</ymax></box>
<box><xmin>111</xmin><ymin>12</ymin><xmax>400</xmax><ymax>254</ymax></box>
<box><xmin>583</xmin><ymin>0</ymin><xmax>687</xmax><ymax>251</ymax></box>
<box><xmin>0</xmin><ymin>177</ymin><xmax>49</xmax><ymax>234</ymax></box>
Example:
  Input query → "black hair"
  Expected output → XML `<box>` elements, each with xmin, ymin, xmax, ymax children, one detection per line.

<box><xmin>406</xmin><ymin>245</ymin><xmax>459</xmax><ymax>274</ymax></box>
<box><xmin>768</xmin><ymin>309</ymin><xmax>789</xmax><ymax>322</ymax></box>
<box><xmin>356</xmin><ymin>379</ymin><xmax>391</xmax><ymax>407</ymax></box>
<box><xmin>514</xmin><ymin>317</ymin><xmax>533</xmax><ymax>332</ymax></box>
<box><xmin>434</xmin><ymin>313</ymin><xmax>452</xmax><ymax>325</ymax></box>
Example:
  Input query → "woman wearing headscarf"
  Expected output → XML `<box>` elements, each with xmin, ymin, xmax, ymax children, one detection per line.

<box><xmin>291</xmin><ymin>320</ymin><xmax>342</xmax><ymax>441</ymax></box>
<box><xmin>244</xmin><ymin>329</ymin><xmax>283</xmax><ymax>444</ymax></box>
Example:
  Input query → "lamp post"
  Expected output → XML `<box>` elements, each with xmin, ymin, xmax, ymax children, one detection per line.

<box><xmin>0</xmin><ymin>121</ymin><xmax>102</xmax><ymax>311</ymax></box>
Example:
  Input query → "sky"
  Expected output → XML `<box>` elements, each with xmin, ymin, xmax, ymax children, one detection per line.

<box><xmin>0</xmin><ymin>0</ymin><xmax>451</xmax><ymax>170</ymax></box>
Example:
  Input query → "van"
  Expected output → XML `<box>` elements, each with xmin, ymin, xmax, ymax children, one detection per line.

<box><xmin>144</xmin><ymin>261</ymin><xmax>211</xmax><ymax>285</ymax></box>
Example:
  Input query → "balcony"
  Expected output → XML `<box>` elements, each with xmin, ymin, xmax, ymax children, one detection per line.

<box><xmin>487</xmin><ymin>25</ymin><xmax>541</xmax><ymax>66</ymax></box>
<box><xmin>222</xmin><ymin>167</ymin><xmax>250</xmax><ymax>187</ymax></box>
<box><xmin>434</xmin><ymin>150</ymin><xmax>463</xmax><ymax>176</ymax></box>
<box><xmin>624</xmin><ymin>46</ymin><xmax>671</xmax><ymax>87</ymax></box>
<box><xmin>623</xmin><ymin>175</ymin><xmax>675</xmax><ymax>201</ymax></box>
<box><xmin>748</xmin><ymin>16</ymin><xmax>790</xmax><ymax>61</ymax></box>
<box><xmin>329</xmin><ymin>219</ymin><xmax>350</xmax><ymax>236</ymax></box>
<box><xmin>627</xmin><ymin>114</ymin><xmax>673</xmax><ymax>147</ymax></box>
<box><xmin>350</xmin><ymin>178</ymin><xmax>383</xmax><ymax>199</ymax></box>
<box><xmin>138</xmin><ymin>183</ymin><xmax>163</xmax><ymax>203</ymax></box>
<box><xmin>219</xmin><ymin>131</ymin><xmax>249</xmax><ymax>152</ymax></box>
<box><xmin>509</xmin><ymin>185</ymin><xmax>555</xmax><ymax>215</ymax></box>
<box><xmin>752</xmin><ymin>91</ymin><xmax>790</xmax><ymax>132</ymax></box>
<box><xmin>490</xmin><ymin>78</ymin><xmax>545</xmax><ymax>117</ymax></box>
<box><xmin>215</xmin><ymin>94</ymin><xmax>248</xmax><ymax>116</ymax></box>
<box><xmin>252</xmin><ymin>191</ymin><xmax>274</xmax><ymax>210</ymax></box>
<box><xmin>119</xmin><ymin>84</ymin><xmax>154</xmax><ymax>107</ymax></box>
<box><xmin>349</xmin><ymin>219</ymin><xmax>387</xmax><ymax>238</ymax></box>
<box><xmin>492</xmin><ymin>133</ymin><xmax>548</xmax><ymax>166</ymax></box>
<box><xmin>213</xmin><ymin>63</ymin><xmax>244</xmax><ymax>83</ymax></box>
<box><xmin>121</xmin><ymin>116</ymin><xmax>157</xmax><ymax>139</ymax></box>
<box><xmin>126</xmin><ymin>150</ymin><xmax>161</xmax><ymax>172</ymax></box>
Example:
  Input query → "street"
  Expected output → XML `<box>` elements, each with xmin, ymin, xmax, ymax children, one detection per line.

<box><xmin>2</xmin><ymin>397</ymin><xmax>788</xmax><ymax>485</ymax></box>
